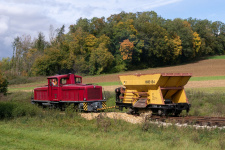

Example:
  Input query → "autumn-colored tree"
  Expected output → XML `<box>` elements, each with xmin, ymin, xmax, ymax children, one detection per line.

<box><xmin>120</xmin><ymin>39</ymin><xmax>134</xmax><ymax>60</ymax></box>
<box><xmin>84</xmin><ymin>34</ymin><xmax>98</xmax><ymax>52</ymax></box>
<box><xmin>170</xmin><ymin>35</ymin><xmax>182</xmax><ymax>57</ymax></box>
<box><xmin>163</xmin><ymin>35</ymin><xmax>182</xmax><ymax>63</ymax></box>
<box><xmin>192</xmin><ymin>32</ymin><xmax>201</xmax><ymax>56</ymax></box>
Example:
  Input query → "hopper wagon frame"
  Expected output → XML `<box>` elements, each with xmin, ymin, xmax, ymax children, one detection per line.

<box><xmin>115</xmin><ymin>73</ymin><xmax>192</xmax><ymax>116</ymax></box>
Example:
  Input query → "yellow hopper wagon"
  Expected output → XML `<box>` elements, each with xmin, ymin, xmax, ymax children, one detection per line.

<box><xmin>115</xmin><ymin>73</ymin><xmax>192</xmax><ymax>116</ymax></box>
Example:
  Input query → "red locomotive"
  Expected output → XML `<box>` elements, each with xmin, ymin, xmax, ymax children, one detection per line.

<box><xmin>31</xmin><ymin>73</ymin><xmax>106</xmax><ymax>111</ymax></box>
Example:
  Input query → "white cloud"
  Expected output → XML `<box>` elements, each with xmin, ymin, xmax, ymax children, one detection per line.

<box><xmin>135</xmin><ymin>0</ymin><xmax>181</xmax><ymax>10</ymax></box>
<box><xmin>0</xmin><ymin>15</ymin><xmax>9</xmax><ymax>34</ymax></box>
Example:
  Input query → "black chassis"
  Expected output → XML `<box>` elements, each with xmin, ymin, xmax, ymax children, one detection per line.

<box><xmin>31</xmin><ymin>99</ymin><xmax>106</xmax><ymax>112</ymax></box>
<box><xmin>116</xmin><ymin>101</ymin><xmax>191</xmax><ymax>115</ymax></box>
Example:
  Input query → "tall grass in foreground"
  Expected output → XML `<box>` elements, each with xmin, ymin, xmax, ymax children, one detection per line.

<box><xmin>0</xmin><ymin>109</ymin><xmax>224</xmax><ymax>150</ymax></box>
<box><xmin>187</xmin><ymin>90</ymin><xmax>225</xmax><ymax>117</ymax></box>
<box><xmin>0</xmin><ymin>91</ymin><xmax>224</xmax><ymax>149</ymax></box>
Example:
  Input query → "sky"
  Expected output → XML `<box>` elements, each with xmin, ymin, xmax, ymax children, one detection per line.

<box><xmin>0</xmin><ymin>0</ymin><xmax>225</xmax><ymax>59</ymax></box>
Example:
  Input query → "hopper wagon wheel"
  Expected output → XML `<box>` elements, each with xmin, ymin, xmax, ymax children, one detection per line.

<box><xmin>140</xmin><ymin>110</ymin><xmax>152</xmax><ymax>120</ymax></box>
<box><xmin>157</xmin><ymin>109</ymin><xmax>168</xmax><ymax>116</ymax></box>
<box><xmin>127</xmin><ymin>108</ymin><xmax>135</xmax><ymax>114</ymax></box>
<box><xmin>174</xmin><ymin>110</ymin><xmax>182</xmax><ymax>117</ymax></box>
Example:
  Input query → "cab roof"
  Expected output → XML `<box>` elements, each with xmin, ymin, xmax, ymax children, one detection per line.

<box><xmin>47</xmin><ymin>74</ymin><xmax>82</xmax><ymax>79</ymax></box>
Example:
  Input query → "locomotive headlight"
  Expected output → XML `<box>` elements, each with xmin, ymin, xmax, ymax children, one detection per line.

<box><xmin>84</xmin><ymin>98</ymin><xmax>86</xmax><ymax>101</ymax></box>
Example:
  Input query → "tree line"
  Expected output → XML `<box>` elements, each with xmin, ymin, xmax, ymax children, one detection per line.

<box><xmin>1</xmin><ymin>11</ymin><xmax>225</xmax><ymax>77</ymax></box>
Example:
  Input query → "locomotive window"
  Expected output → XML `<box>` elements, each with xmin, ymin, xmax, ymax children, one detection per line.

<box><xmin>60</xmin><ymin>78</ymin><xmax>68</xmax><ymax>85</ymax></box>
<box><xmin>75</xmin><ymin>78</ymin><xmax>81</xmax><ymax>83</ymax></box>
<box><xmin>51</xmin><ymin>78</ymin><xmax>58</xmax><ymax>86</ymax></box>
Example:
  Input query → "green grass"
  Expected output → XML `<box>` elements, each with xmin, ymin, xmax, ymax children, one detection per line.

<box><xmin>0</xmin><ymin>91</ymin><xmax>225</xmax><ymax>149</ymax></box>
<box><xmin>8</xmin><ymin>86</ymin><xmax>36</xmax><ymax>92</ymax></box>
<box><xmin>0</xmin><ymin>115</ymin><xmax>224</xmax><ymax>150</ymax></box>
<box><xmin>207</xmin><ymin>55</ymin><xmax>225</xmax><ymax>59</ymax></box>
<box><xmin>186</xmin><ymin>87</ymin><xmax>225</xmax><ymax>93</ymax></box>
<box><xmin>94</xmin><ymin>81</ymin><xmax>122</xmax><ymax>86</ymax></box>
<box><xmin>190</xmin><ymin>76</ymin><xmax>225</xmax><ymax>81</ymax></box>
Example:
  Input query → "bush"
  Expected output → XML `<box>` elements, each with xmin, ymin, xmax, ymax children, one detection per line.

<box><xmin>0</xmin><ymin>74</ymin><xmax>8</xmax><ymax>95</ymax></box>
<box><xmin>0</xmin><ymin>102</ymin><xmax>40</xmax><ymax>119</ymax></box>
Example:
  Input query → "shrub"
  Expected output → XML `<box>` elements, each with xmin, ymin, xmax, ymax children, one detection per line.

<box><xmin>0</xmin><ymin>73</ymin><xmax>8</xmax><ymax>95</ymax></box>
<box><xmin>0</xmin><ymin>102</ymin><xmax>14</xmax><ymax>119</ymax></box>
<box><xmin>0</xmin><ymin>102</ymin><xmax>40</xmax><ymax>119</ymax></box>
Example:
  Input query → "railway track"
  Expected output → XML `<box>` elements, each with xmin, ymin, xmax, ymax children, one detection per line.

<box><xmin>150</xmin><ymin>115</ymin><xmax>225</xmax><ymax>127</ymax></box>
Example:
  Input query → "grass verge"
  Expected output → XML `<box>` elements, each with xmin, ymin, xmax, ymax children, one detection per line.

<box><xmin>186</xmin><ymin>87</ymin><xmax>225</xmax><ymax>93</ymax></box>
<box><xmin>190</xmin><ymin>76</ymin><xmax>225</xmax><ymax>81</ymax></box>
<box><xmin>207</xmin><ymin>55</ymin><xmax>225</xmax><ymax>59</ymax></box>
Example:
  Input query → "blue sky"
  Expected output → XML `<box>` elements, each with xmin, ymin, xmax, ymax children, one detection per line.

<box><xmin>0</xmin><ymin>0</ymin><xmax>225</xmax><ymax>59</ymax></box>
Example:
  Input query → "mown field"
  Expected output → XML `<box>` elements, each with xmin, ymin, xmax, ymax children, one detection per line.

<box><xmin>1</xmin><ymin>58</ymin><xmax>225</xmax><ymax>150</ymax></box>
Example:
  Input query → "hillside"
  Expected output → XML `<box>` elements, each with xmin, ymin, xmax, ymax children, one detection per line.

<box><xmin>83</xmin><ymin>59</ymin><xmax>225</xmax><ymax>83</ymax></box>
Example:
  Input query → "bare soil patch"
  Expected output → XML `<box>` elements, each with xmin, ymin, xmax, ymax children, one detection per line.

<box><xmin>185</xmin><ymin>80</ymin><xmax>225</xmax><ymax>89</ymax></box>
<box><xmin>83</xmin><ymin>59</ymin><xmax>225</xmax><ymax>83</ymax></box>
